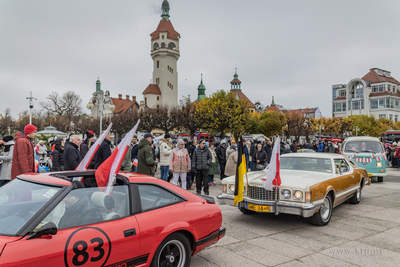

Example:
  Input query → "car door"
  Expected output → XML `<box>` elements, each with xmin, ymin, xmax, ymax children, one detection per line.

<box><xmin>333</xmin><ymin>158</ymin><xmax>357</xmax><ymax>203</ymax></box>
<box><xmin>0</xmin><ymin>185</ymin><xmax>143</xmax><ymax>267</ymax></box>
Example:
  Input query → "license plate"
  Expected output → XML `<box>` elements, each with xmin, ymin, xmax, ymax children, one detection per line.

<box><xmin>368</xmin><ymin>173</ymin><xmax>372</xmax><ymax>177</ymax></box>
<box><xmin>246</xmin><ymin>203</ymin><xmax>271</xmax><ymax>212</ymax></box>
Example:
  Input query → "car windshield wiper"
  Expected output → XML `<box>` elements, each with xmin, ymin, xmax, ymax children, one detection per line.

<box><xmin>344</xmin><ymin>150</ymin><xmax>359</xmax><ymax>153</ymax></box>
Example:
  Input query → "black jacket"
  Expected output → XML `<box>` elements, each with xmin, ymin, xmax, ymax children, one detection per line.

<box><xmin>253</xmin><ymin>149</ymin><xmax>268</xmax><ymax>165</ymax></box>
<box><xmin>131</xmin><ymin>143</ymin><xmax>139</xmax><ymax>161</ymax></box>
<box><xmin>215</xmin><ymin>144</ymin><xmax>227</xmax><ymax>164</ymax></box>
<box><xmin>63</xmin><ymin>142</ymin><xmax>82</xmax><ymax>171</ymax></box>
<box><xmin>192</xmin><ymin>146</ymin><xmax>212</xmax><ymax>171</ymax></box>
<box><xmin>58</xmin><ymin>194</ymin><xmax>103</xmax><ymax>230</ymax></box>
<box><xmin>95</xmin><ymin>139</ymin><xmax>112</xmax><ymax>169</ymax></box>
<box><xmin>52</xmin><ymin>139</ymin><xmax>64</xmax><ymax>171</ymax></box>
<box><xmin>290</xmin><ymin>143</ymin><xmax>298</xmax><ymax>153</ymax></box>
<box><xmin>263</xmin><ymin>144</ymin><xmax>272</xmax><ymax>163</ymax></box>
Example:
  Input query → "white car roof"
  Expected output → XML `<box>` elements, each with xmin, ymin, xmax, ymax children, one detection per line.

<box><xmin>281</xmin><ymin>153</ymin><xmax>344</xmax><ymax>159</ymax></box>
<box><xmin>344</xmin><ymin>136</ymin><xmax>380</xmax><ymax>142</ymax></box>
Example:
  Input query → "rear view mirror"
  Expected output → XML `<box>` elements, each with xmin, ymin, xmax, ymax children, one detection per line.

<box><xmin>339</xmin><ymin>167</ymin><xmax>347</xmax><ymax>174</ymax></box>
<box><xmin>28</xmin><ymin>222</ymin><xmax>57</xmax><ymax>240</ymax></box>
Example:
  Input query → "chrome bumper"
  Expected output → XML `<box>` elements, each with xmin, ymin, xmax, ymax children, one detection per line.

<box><xmin>217</xmin><ymin>194</ymin><xmax>317</xmax><ymax>218</ymax></box>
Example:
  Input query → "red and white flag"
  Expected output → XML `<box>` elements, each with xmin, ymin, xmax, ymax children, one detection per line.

<box><xmin>95</xmin><ymin>120</ymin><xmax>140</xmax><ymax>195</ymax></box>
<box><xmin>263</xmin><ymin>136</ymin><xmax>281</xmax><ymax>191</ymax></box>
<box><xmin>75</xmin><ymin>123</ymin><xmax>113</xmax><ymax>172</ymax></box>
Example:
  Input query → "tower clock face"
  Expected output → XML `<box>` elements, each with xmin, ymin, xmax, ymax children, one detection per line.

<box><xmin>153</xmin><ymin>43</ymin><xmax>159</xmax><ymax>50</ymax></box>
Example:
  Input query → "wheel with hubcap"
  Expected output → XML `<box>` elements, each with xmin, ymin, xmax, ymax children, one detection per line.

<box><xmin>378</xmin><ymin>177</ymin><xmax>383</xmax><ymax>182</ymax></box>
<box><xmin>151</xmin><ymin>232</ymin><xmax>191</xmax><ymax>267</ymax></box>
<box><xmin>310</xmin><ymin>194</ymin><xmax>333</xmax><ymax>226</ymax></box>
<box><xmin>349</xmin><ymin>186</ymin><xmax>361</xmax><ymax>204</ymax></box>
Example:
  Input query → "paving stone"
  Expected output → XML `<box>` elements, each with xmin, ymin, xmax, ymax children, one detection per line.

<box><xmin>298</xmin><ymin>253</ymin><xmax>359</xmax><ymax>267</ymax></box>
<box><xmin>359</xmin><ymin>228</ymin><xmax>400</xmax><ymax>253</ymax></box>
<box><xmin>283</xmin><ymin>227</ymin><xmax>349</xmax><ymax>246</ymax></box>
<box><xmin>320</xmin><ymin>241</ymin><xmax>400</xmax><ymax>267</ymax></box>
<box><xmin>268</xmin><ymin>232</ymin><xmax>333</xmax><ymax>252</ymax></box>
<box><xmin>248</xmin><ymin>236</ymin><xmax>313</xmax><ymax>259</ymax></box>
<box><xmin>311</xmin><ymin>220</ymin><xmax>379</xmax><ymax>240</ymax></box>
<box><xmin>362</xmin><ymin>208</ymin><xmax>400</xmax><ymax>224</ymax></box>
<box><xmin>191</xmin><ymin>255</ymin><xmax>221</xmax><ymax>267</ymax></box>
<box><xmin>333</xmin><ymin>215</ymin><xmax>400</xmax><ymax>232</ymax></box>
<box><xmin>196</xmin><ymin>247</ymin><xmax>266</xmax><ymax>267</ymax></box>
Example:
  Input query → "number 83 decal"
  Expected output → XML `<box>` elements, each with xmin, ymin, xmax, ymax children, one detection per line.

<box><xmin>64</xmin><ymin>227</ymin><xmax>111</xmax><ymax>267</ymax></box>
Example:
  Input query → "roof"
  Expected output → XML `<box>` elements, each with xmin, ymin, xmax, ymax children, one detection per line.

<box><xmin>362</xmin><ymin>69</ymin><xmax>400</xmax><ymax>85</ymax></box>
<box><xmin>333</xmin><ymin>96</ymin><xmax>346</xmax><ymax>101</ymax></box>
<box><xmin>230</xmin><ymin>79</ymin><xmax>241</xmax><ymax>84</ymax></box>
<box><xmin>281</xmin><ymin>153</ymin><xmax>347</xmax><ymax>159</ymax></box>
<box><xmin>283</xmin><ymin>108</ymin><xmax>318</xmax><ymax>116</ymax></box>
<box><xmin>266</xmin><ymin>105</ymin><xmax>281</xmax><ymax>113</ymax></box>
<box><xmin>150</xmin><ymin>19</ymin><xmax>180</xmax><ymax>41</ymax></box>
<box><xmin>110</xmin><ymin>97</ymin><xmax>138</xmax><ymax>115</ymax></box>
<box><xmin>232</xmin><ymin>90</ymin><xmax>256</xmax><ymax>108</ymax></box>
<box><xmin>369</xmin><ymin>91</ymin><xmax>400</xmax><ymax>98</ymax></box>
<box><xmin>344</xmin><ymin>136</ymin><xmax>381</xmax><ymax>142</ymax></box>
<box><xmin>142</xmin><ymin>84</ymin><xmax>161</xmax><ymax>95</ymax></box>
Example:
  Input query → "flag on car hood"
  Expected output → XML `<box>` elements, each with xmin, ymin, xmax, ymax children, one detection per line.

<box><xmin>76</xmin><ymin>123</ymin><xmax>113</xmax><ymax>172</ymax></box>
<box><xmin>95</xmin><ymin>120</ymin><xmax>140</xmax><ymax>194</ymax></box>
<box><xmin>234</xmin><ymin>135</ymin><xmax>246</xmax><ymax>206</ymax></box>
<box><xmin>263</xmin><ymin>136</ymin><xmax>281</xmax><ymax>190</ymax></box>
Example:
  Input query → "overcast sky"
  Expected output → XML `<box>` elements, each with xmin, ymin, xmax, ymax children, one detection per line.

<box><xmin>1</xmin><ymin>0</ymin><xmax>399</xmax><ymax>119</ymax></box>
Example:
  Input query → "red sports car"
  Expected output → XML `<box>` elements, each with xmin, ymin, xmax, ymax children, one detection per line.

<box><xmin>0</xmin><ymin>171</ymin><xmax>225</xmax><ymax>267</ymax></box>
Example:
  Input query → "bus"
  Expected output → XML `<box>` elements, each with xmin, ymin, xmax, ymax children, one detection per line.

<box><xmin>380</xmin><ymin>130</ymin><xmax>400</xmax><ymax>143</ymax></box>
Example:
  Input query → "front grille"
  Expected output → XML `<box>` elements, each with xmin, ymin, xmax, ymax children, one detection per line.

<box><xmin>248</xmin><ymin>186</ymin><xmax>279</xmax><ymax>200</ymax></box>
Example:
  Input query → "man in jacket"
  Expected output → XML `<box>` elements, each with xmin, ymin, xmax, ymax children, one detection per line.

<box><xmin>159</xmin><ymin>134</ymin><xmax>172</xmax><ymax>181</ymax></box>
<box><xmin>95</xmin><ymin>132</ymin><xmax>112</xmax><ymax>169</ymax></box>
<box><xmin>137</xmin><ymin>133</ymin><xmax>157</xmax><ymax>176</ymax></box>
<box><xmin>130</xmin><ymin>135</ymin><xmax>139</xmax><ymax>172</ymax></box>
<box><xmin>192</xmin><ymin>139</ymin><xmax>212</xmax><ymax>195</ymax></box>
<box><xmin>11</xmin><ymin>124</ymin><xmax>37</xmax><ymax>179</ymax></box>
<box><xmin>64</xmin><ymin>135</ymin><xmax>82</xmax><ymax>170</ymax></box>
<box><xmin>290</xmin><ymin>140</ymin><xmax>298</xmax><ymax>153</ymax></box>
<box><xmin>215</xmin><ymin>140</ymin><xmax>227</xmax><ymax>179</ymax></box>
<box><xmin>263</xmin><ymin>140</ymin><xmax>272</xmax><ymax>163</ymax></box>
<box><xmin>0</xmin><ymin>135</ymin><xmax>15</xmax><ymax>186</ymax></box>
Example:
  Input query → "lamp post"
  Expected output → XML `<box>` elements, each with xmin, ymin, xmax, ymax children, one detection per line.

<box><xmin>353</xmin><ymin>126</ymin><xmax>360</xmax><ymax>136</ymax></box>
<box><xmin>26</xmin><ymin>91</ymin><xmax>37</xmax><ymax>125</ymax></box>
<box><xmin>87</xmin><ymin>90</ymin><xmax>115</xmax><ymax>134</ymax></box>
<box><xmin>315</xmin><ymin>123</ymin><xmax>324</xmax><ymax>139</ymax></box>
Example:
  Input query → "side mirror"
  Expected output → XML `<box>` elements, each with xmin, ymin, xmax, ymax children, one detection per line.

<box><xmin>339</xmin><ymin>167</ymin><xmax>347</xmax><ymax>174</ymax></box>
<box><xmin>27</xmin><ymin>222</ymin><xmax>57</xmax><ymax>240</ymax></box>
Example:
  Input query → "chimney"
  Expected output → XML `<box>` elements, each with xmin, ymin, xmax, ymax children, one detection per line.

<box><xmin>126</xmin><ymin>95</ymin><xmax>129</xmax><ymax>100</ymax></box>
<box><xmin>118</xmin><ymin>94</ymin><xmax>122</xmax><ymax>100</ymax></box>
<box><xmin>132</xmin><ymin>96</ymin><xmax>136</xmax><ymax>102</ymax></box>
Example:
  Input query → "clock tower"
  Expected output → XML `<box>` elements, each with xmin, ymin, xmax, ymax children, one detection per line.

<box><xmin>143</xmin><ymin>0</ymin><xmax>180</xmax><ymax>109</ymax></box>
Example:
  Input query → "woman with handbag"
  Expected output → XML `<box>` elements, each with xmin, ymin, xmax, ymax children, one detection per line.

<box><xmin>253</xmin><ymin>143</ymin><xmax>268</xmax><ymax>171</ymax></box>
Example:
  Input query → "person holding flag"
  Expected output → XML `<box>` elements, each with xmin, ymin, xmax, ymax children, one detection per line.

<box><xmin>263</xmin><ymin>136</ymin><xmax>282</xmax><ymax>194</ymax></box>
<box><xmin>234</xmin><ymin>136</ymin><xmax>247</xmax><ymax>206</ymax></box>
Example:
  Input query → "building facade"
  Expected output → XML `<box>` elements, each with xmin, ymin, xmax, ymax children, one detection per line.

<box><xmin>142</xmin><ymin>0</ymin><xmax>180</xmax><ymax>109</ymax></box>
<box><xmin>332</xmin><ymin>68</ymin><xmax>400</xmax><ymax>121</ymax></box>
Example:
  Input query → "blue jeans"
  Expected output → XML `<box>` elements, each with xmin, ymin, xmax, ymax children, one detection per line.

<box><xmin>161</xmin><ymin>166</ymin><xmax>169</xmax><ymax>181</ymax></box>
<box><xmin>250</xmin><ymin>161</ymin><xmax>255</xmax><ymax>171</ymax></box>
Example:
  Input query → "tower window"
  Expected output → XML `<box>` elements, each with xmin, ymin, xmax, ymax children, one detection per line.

<box><xmin>145</xmin><ymin>97</ymin><xmax>147</xmax><ymax>105</ymax></box>
<box><xmin>162</xmin><ymin>35</ymin><xmax>164</xmax><ymax>39</ymax></box>
<box><xmin>153</xmin><ymin>43</ymin><xmax>159</xmax><ymax>50</ymax></box>
<box><xmin>157</xmin><ymin>61</ymin><xmax>159</xmax><ymax>68</ymax></box>
<box><xmin>157</xmin><ymin>96</ymin><xmax>159</xmax><ymax>101</ymax></box>
<box><xmin>157</xmin><ymin>105</ymin><xmax>160</xmax><ymax>110</ymax></box>
<box><xmin>161</xmin><ymin>43</ymin><xmax>166</xmax><ymax>48</ymax></box>
<box><xmin>168</xmin><ymin>42</ymin><xmax>176</xmax><ymax>49</ymax></box>
<box><xmin>156</xmin><ymin>77</ymin><xmax>160</xmax><ymax>84</ymax></box>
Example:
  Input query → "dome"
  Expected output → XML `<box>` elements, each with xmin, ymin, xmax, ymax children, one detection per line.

<box><xmin>162</xmin><ymin>0</ymin><xmax>169</xmax><ymax>8</ymax></box>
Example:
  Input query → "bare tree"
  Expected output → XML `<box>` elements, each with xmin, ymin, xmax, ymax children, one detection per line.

<box><xmin>41</xmin><ymin>91</ymin><xmax>83</xmax><ymax>121</ymax></box>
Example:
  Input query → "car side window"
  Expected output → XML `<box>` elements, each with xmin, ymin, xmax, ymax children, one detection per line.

<box><xmin>35</xmin><ymin>185</ymin><xmax>129</xmax><ymax>231</ymax></box>
<box><xmin>138</xmin><ymin>184</ymin><xmax>183</xmax><ymax>211</ymax></box>
<box><xmin>334</xmin><ymin>159</ymin><xmax>350</xmax><ymax>174</ymax></box>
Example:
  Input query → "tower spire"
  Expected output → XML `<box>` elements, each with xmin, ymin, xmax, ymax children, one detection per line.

<box><xmin>197</xmin><ymin>74</ymin><xmax>206</xmax><ymax>100</ymax></box>
<box><xmin>161</xmin><ymin>0</ymin><xmax>170</xmax><ymax>20</ymax></box>
<box><xmin>96</xmin><ymin>78</ymin><xmax>101</xmax><ymax>92</ymax></box>
<box><xmin>271</xmin><ymin>96</ymin><xmax>276</xmax><ymax>106</ymax></box>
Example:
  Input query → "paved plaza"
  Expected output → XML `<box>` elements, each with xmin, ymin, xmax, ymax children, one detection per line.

<box><xmin>159</xmin><ymin>168</ymin><xmax>400</xmax><ymax>267</ymax></box>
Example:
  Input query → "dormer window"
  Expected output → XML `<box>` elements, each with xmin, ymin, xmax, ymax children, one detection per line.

<box><xmin>162</xmin><ymin>35</ymin><xmax>164</xmax><ymax>39</ymax></box>
<box><xmin>153</xmin><ymin>43</ymin><xmax>159</xmax><ymax>50</ymax></box>
<box><xmin>168</xmin><ymin>42</ymin><xmax>176</xmax><ymax>49</ymax></box>
<box><xmin>161</xmin><ymin>43</ymin><xmax>166</xmax><ymax>48</ymax></box>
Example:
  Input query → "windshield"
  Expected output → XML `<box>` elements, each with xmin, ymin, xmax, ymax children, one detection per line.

<box><xmin>344</xmin><ymin>141</ymin><xmax>383</xmax><ymax>153</ymax></box>
<box><xmin>0</xmin><ymin>179</ymin><xmax>61</xmax><ymax>236</ymax></box>
<box><xmin>280</xmin><ymin>157</ymin><xmax>333</xmax><ymax>173</ymax></box>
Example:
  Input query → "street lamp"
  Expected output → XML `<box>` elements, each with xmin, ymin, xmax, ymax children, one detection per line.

<box><xmin>353</xmin><ymin>126</ymin><xmax>360</xmax><ymax>136</ymax></box>
<box><xmin>26</xmin><ymin>91</ymin><xmax>37</xmax><ymax>125</ymax></box>
<box><xmin>315</xmin><ymin>123</ymin><xmax>324</xmax><ymax>138</ymax></box>
<box><xmin>87</xmin><ymin>89</ymin><xmax>115</xmax><ymax>133</ymax></box>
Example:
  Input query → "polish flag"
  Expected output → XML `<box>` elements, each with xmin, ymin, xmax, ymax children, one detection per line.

<box><xmin>263</xmin><ymin>136</ymin><xmax>281</xmax><ymax>191</ymax></box>
<box><xmin>95</xmin><ymin>120</ymin><xmax>140</xmax><ymax>195</ymax></box>
<box><xmin>76</xmin><ymin>123</ymin><xmax>113</xmax><ymax>172</ymax></box>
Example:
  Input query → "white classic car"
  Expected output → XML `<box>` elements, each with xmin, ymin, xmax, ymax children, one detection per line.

<box><xmin>217</xmin><ymin>153</ymin><xmax>370</xmax><ymax>225</ymax></box>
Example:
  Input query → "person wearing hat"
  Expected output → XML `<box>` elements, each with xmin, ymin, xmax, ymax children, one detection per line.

<box><xmin>159</xmin><ymin>133</ymin><xmax>172</xmax><ymax>181</ymax></box>
<box><xmin>215</xmin><ymin>139</ymin><xmax>228</xmax><ymax>179</ymax></box>
<box><xmin>137</xmin><ymin>133</ymin><xmax>157</xmax><ymax>176</ymax></box>
<box><xmin>169</xmin><ymin>139</ymin><xmax>190</xmax><ymax>189</ymax></box>
<box><xmin>0</xmin><ymin>135</ymin><xmax>15</xmax><ymax>186</ymax></box>
<box><xmin>11</xmin><ymin>124</ymin><xmax>37</xmax><ymax>179</ymax></box>
<box><xmin>225</xmin><ymin>144</ymin><xmax>238</xmax><ymax>177</ymax></box>
<box><xmin>52</xmin><ymin>138</ymin><xmax>65</xmax><ymax>171</ymax></box>
<box><xmin>192</xmin><ymin>139</ymin><xmax>212</xmax><ymax>195</ymax></box>
<box><xmin>81</xmin><ymin>131</ymin><xmax>95</xmax><ymax>158</ymax></box>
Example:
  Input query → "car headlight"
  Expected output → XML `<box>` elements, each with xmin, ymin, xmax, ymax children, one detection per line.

<box><xmin>376</xmin><ymin>162</ymin><xmax>383</xmax><ymax>168</ymax></box>
<box><xmin>281</xmin><ymin>189</ymin><xmax>291</xmax><ymax>199</ymax></box>
<box><xmin>293</xmin><ymin>190</ymin><xmax>303</xmax><ymax>200</ymax></box>
<box><xmin>228</xmin><ymin>185</ymin><xmax>235</xmax><ymax>193</ymax></box>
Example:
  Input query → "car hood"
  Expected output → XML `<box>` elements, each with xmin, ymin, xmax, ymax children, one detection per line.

<box><xmin>0</xmin><ymin>236</ymin><xmax>22</xmax><ymax>255</ymax></box>
<box><xmin>223</xmin><ymin>170</ymin><xmax>335</xmax><ymax>189</ymax></box>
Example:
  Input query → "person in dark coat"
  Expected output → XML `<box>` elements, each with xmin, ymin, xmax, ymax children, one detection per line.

<box><xmin>192</xmin><ymin>140</ymin><xmax>212</xmax><ymax>195</ymax></box>
<box><xmin>215</xmin><ymin>140</ymin><xmax>227</xmax><ymax>179</ymax></box>
<box><xmin>63</xmin><ymin>135</ymin><xmax>82</xmax><ymax>170</ymax></box>
<box><xmin>80</xmin><ymin>131</ymin><xmax>95</xmax><ymax>158</ymax></box>
<box><xmin>263</xmin><ymin>140</ymin><xmax>272</xmax><ymax>163</ymax></box>
<box><xmin>94</xmin><ymin>132</ymin><xmax>112</xmax><ymax>169</ymax></box>
<box><xmin>130</xmin><ymin>135</ymin><xmax>139</xmax><ymax>172</ymax></box>
<box><xmin>290</xmin><ymin>140</ymin><xmax>298</xmax><ymax>153</ymax></box>
<box><xmin>137</xmin><ymin>133</ymin><xmax>157</xmax><ymax>176</ymax></box>
<box><xmin>52</xmin><ymin>139</ymin><xmax>64</xmax><ymax>171</ymax></box>
<box><xmin>11</xmin><ymin>124</ymin><xmax>37</xmax><ymax>179</ymax></box>
<box><xmin>58</xmin><ymin>181</ymin><xmax>103</xmax><ymax>229</ymax></box>
<box><xmin>253</xmin><ymin>143</ymin><xmax>268</xmax><ymax>170</ymax></box>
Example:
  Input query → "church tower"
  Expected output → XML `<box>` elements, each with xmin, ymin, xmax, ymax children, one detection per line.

<box><xmin>197</xmin><ymin>74</ymin><xmax>206</xmax><ymax>100</ymax></box>
<box><xmin>143</xmin><ymin>0</ymin><xmax>180</xmax><ymax>109</ymax></box>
